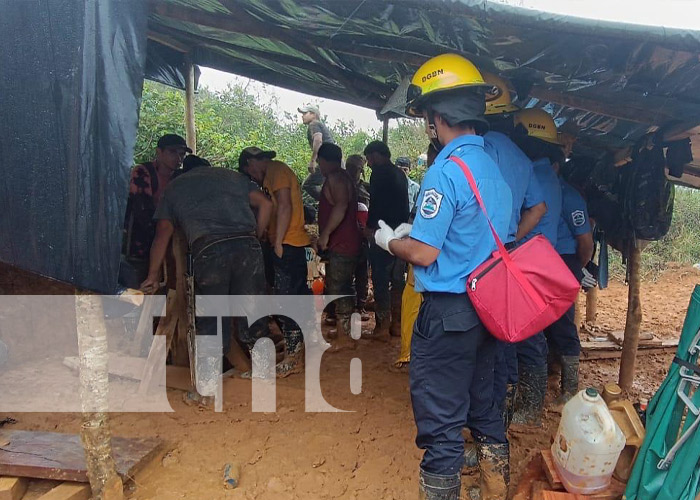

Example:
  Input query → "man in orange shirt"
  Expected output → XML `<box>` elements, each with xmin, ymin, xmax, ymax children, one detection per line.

<box><xmin>239</xmin><ymin>147</ymin><xmax>311</xmax><ymax>377</ymax></box>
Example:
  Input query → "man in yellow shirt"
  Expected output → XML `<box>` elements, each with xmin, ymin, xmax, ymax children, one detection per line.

<box><xmin>239</xmin><ymin>147</ymin><xmax>311</xmax><ymax>377</ymax></box>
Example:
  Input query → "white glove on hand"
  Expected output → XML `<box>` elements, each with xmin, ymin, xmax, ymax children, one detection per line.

<box><xmin>581</xmin><ymin>267</ymin><xmax>597</xmax><ymax>289</ymax></box>
<box><xmin>374</xmin><ymin>220</ymin><xmax>398</xmax><ymax>255</ymax></box>
<box><xmin>394</xmin><ymin>223</ymin><xmax>413</xmax><ymax>240</ymax></box>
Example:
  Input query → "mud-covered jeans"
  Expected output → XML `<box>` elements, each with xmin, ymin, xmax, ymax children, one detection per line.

<box><xmin>354</xmin><ymin>240</ymin><xmax>369</xmax><ymax>309</ymax></box>
<box><xmin>193</xmin><ymin>237</ymin><xmax>266</xmax><ymax>355</ymax></box>
<box><xmin>325</xmin><ymin>251</ymin><xmax>359</xmax><ymax>327</ymax></box>
<box><xmin>271</xmin><ymin>243</ymin><xmax>310</xmax><ymax>354</ymax></box>
<box><xmin>369</xmin><ymin>243</ymin><xmax>405</xmax><ymax>321</ymax></box>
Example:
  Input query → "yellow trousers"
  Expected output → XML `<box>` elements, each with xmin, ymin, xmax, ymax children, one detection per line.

<box><xmin>396</xmin><ymin>265</ymin><xmax>422</xmax><ymax>364</ymax></box>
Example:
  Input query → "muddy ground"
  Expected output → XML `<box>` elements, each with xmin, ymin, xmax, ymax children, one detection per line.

<box><xmin>4</xmin><ymin>265</ymin><xmax>700</xmax><ymax>499</ymax></box>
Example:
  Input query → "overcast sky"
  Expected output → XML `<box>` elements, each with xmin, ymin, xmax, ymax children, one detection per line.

<box><xmin>199</xmin><ymin>0</ymin><xmax>700</xmax><ymax>132</ymax></box>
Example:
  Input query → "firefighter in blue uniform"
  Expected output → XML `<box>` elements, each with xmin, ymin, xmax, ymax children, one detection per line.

<box><xmin>508</xmin><ymin>108</ymin><xmax>565</xmax><ymax>425</ymax></box>
<box><xmin>481</xmin><ymin>73</ymin><xmax>547</xmax><ymax>435</ymax></box>
<box><xmin>373</xmin><ymin>54</ymin><xmax>512</xmax><ymax>500</ymax></box>
<box><xmin>548</xmin><ymin>173</ymin><xmax>595</xmax><ymax>402</ymax></box>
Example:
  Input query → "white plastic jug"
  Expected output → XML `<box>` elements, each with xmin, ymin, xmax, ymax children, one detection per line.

<box><xmin>551</xmin><ymin>388</ymin><xmax>626</xmax><ymax>494</ymax></box>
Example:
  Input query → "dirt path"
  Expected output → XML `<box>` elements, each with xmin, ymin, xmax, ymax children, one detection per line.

<box><xmin>8</xmin><ymin>267</ymin><xmax>700</xmax><ymax>499</ymax></box>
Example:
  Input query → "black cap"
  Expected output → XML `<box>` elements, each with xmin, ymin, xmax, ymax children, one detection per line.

<box><xmin>157</xmin><ymin>134</ymin><xmax>192</xmax><ymax>153</ymax></box>
<box><xmin>238</xmin><ymin>146</ymin><xmax>277</xmax><ymax>171</ymax></box>
<box><xmin>395</xmin><ymin>156</ymin><xmax>411</xmax><ymax>168</ymax></box>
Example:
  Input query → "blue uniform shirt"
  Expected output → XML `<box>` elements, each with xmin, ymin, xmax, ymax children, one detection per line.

<box><xmin>484</xmin><ymin>131</ymin><xmax>544</xmax><ymax>243</ymax></box>
<box><xmin>410</xmin><ymin>135</ymin><xmax>512</xmax><ymax>293</ymax></box>
<box><xmin>556</xmin><ymin>179</ymin><xmax>591</xmax><ymax>255</ymax></box>
<box><xmin>525</xmin><ymin>158</ymin><xmax>562</xmax><ymax>245</ymax></box>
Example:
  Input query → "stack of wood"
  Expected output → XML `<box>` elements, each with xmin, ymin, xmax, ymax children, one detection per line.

<box><xmin>513</xmin><ymin>450</ymin><xmax>627</xmax><ymax>500</ymax></box>
<box><xmin>580</xmin><ymin>329</ymin><xmax>678</xmax><ymax>361</ymax></box>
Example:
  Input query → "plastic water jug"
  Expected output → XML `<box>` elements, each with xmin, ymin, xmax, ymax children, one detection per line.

<box><xmin>551</xmin><ymin>388</ymin><xmax>626</xmax><ymax>494</ymax></box>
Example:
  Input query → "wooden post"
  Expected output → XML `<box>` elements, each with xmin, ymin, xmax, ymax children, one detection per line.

<box><xmin>185</xmin><ymin>55</ymin><xmax>197</xmax><ymax>154</ymax></box>
<box><xmin>574</xmin><ymin>292</ymin><xmax>582</xmax><ymax>331</ymax></box>
<box><xmin>586</xmin><ymin>287</ymin><xmax>598</xmax><ymax>324</ymax></box>
<box><xmin>75</xmin><ymin>293</ymin><xmax>124</xmax><ymax>500</ymax></box>
<box><xmin>382</xmin><ymin>116</ymin><xmax>389</xmax><ymax>144</ymax></box>
<box><xmin>619</xmin><ymin>246</ymin><xmax>642</xmax><ymax>390</ymax></box>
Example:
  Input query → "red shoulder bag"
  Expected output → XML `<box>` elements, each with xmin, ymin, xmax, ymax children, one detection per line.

<box><xmin>450</xmin><ymin>156</ymin><xmax>580</xmax><ymax>343</ymax></box>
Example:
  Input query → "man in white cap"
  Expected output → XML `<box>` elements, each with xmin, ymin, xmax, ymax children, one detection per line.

<box><xmin>299</xmin><ymin>104</ymin><xmax>335</xmax><ymax>216</ymax></box>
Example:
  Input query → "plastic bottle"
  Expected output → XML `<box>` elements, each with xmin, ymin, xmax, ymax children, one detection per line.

<box><xmin>551</xmin><ymin>388</ymin><xmax>626</xmax><ymax>494</ymax></box>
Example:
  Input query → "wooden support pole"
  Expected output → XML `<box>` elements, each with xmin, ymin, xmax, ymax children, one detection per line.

<box><xmin>185</xmin><ymin>55</ymin><xmax>197</xmax><ymax>154</ymax></box>
<box><xmin>619</xmin><ymin>246</ymin><xmax>642</xmax><ymax>390</ymax></box>
<box><xmin>586</xmin><ymin>287</ymin><xmax>598</xmax><ymax>324</ymax></box>
<box><xmin>574</xmin><ymin>292</ymin><xmax>583</xmax><ymax>331</ymax></box>
<box><xmin>382</xmin><ymin>117</ymin><xmax>389</xmax><ymax>144</ymax></box>
<box><xmin>75</xmin><ymin>293</ymin><xmax>124</xmax><ymax>500</ymax></box>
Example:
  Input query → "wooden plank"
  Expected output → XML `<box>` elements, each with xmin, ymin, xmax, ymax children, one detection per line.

<box><xmin>63</xmin><ymin>356</ymin><xmax>192</xmax><ymax>392</ymax></box>
<box><xmin>0</xmin><ymin>431</ymin><xmax>163</xmax><ymax>483</ymax></box>
<box><xmin>606</xmin><ymin>330</ymin><xmax>659</xmax><ymax>346</ymax></box>
<box><xmin>0</xmin><ymin>477</ymin><xmax>27</xmax><ymax>500</ymax></box>
<box><xmin>540</xmin><ymin>450</ymin><xmax>563</xmax><ymax>490</ymax></box>
<box><xmin>37</xmin><ymin>483</ymin><xmax>91</xmax><ymax>500</ymax></box>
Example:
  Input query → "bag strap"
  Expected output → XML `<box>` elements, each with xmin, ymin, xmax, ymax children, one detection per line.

<box><xmin>449</xmin><ymin>155</ymin><xmax>546</xmax><ymax>309</ymax></box>
<box><xmin>449</xmin><ymin>156</ymin><xmax>510</xmax><ymax>263</ymax></box>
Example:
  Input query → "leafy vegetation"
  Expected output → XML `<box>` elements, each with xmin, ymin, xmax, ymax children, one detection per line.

<box><xmin>135</xmin><ymin>81</ymin><xmax>431</xmax><ymax>181</ymax></box>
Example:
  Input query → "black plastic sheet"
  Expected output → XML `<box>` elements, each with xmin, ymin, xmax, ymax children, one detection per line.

<box><xmin>0</xmin><ymin>0</ymin><xmax>148</xmax><ymax>293</ymax></box>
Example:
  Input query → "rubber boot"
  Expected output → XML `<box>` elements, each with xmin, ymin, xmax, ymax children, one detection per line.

<box><xmin>502</xmin><ymin>383</ymin><xmax>517</xmax><ymax>432</ymax></box>
<box><xmin>418</xmin><ymin>469</ymin><xmax>461</xmax><ymax>500</ymax></box>
<box><xmin>327</xmin><ymin>314</ymin><xmax>357</xmax><ymax>352</ymax></box>
<box><xmin>556</xmin><ymin>355</ymin><xmax>580</xmax><ymax>404</ymax></box>
<box><xmin>362</xmin><ymin>311</ymin><xmax>391</xmax><ymax>342</ymax></box>
<box><xmin>389</xmin><ymin>289</ymin><xmax>403</xmax><ymax>337</ymax></box>
<box><xmin>511</xmin><ymin>364</ymin><xmax>548</xmax><ymax>426</ymax></box>
<box><xmin>476</xmin><ymin>443</ymin><xmax>510</xmax><ymax>500</ymax></box>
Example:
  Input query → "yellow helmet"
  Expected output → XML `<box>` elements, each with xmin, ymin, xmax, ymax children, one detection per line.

<box><xmin>513</xmin><ymin>108</ymin><xmax>561</xmax><ymax>145</ymax></box>
<box><xmin>407</xmin><ymin>53</ymin><xmax>490</xmax><ymax>116</ymax></box>
<box><xmin>482</xmin><ymin>72</ymin><xmax>519</xmax><ymax>115</ymax></box>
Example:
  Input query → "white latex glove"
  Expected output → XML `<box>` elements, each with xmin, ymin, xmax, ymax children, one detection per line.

<box><xmin>374</xmin><ymin>220</ymin><xmax>398</xmax><ymax>255</ymax></box>
<box><xmin>394</xmin><ymin>223</ymin><xmax>413</xmax><ymax>239</ymax></box>
<box><xmin>581</xmin><ymin>267</ymin><xmax>597</xmax><ymax>289</ymax></box>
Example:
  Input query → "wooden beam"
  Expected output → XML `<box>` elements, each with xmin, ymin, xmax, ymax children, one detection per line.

<box><xmin>382</xmin><ymin>117</ymin><xmax>389</xmax><ymax>144</ymax></box>
<box><xmin>529</xmin><ymin>86</ymin><xmax>672</xmax><ymax>125</ymax></box>
<box><xmin>147</xmin><ymin>30</ymin><xmax>189</xmax><ymax>53</ymax></box>
<box><xmin>619</xmin><ymin>246</ymin><xmax>642</xmax><ymax>390</ymax></box>
<box><xmin>0</xmin><ymin>477</ymin><xmax>27</xmax><ymax>500</ymax></box>
<box><xmin>184</xmin><ymin>55</ymin><xmax>197</xmax><ymax>154</ymax></box>
<box><xmin>37</xmin><ymin>482</ymin><xmax>91</xmax><ymax>500</ymax></box>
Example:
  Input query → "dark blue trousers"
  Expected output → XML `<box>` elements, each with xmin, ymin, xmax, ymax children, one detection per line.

<box><xmin>516</xmin><ymin>331</ymin><xmax>549</xmax><ymax>366</ymax></box>
<box><xmin>545</xmin><ymin>254</ymin><xmax>581</xmax><ymax>357</ymax></box>
<box><xmin>493</xmin><ymin>341</ymin><xmax>518</xmax><ymax>413</ymax></box>
<box><xmin>410</xmin><ymin>292</ymin><xmax>506</xmax><ymax>475</ymax></box>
